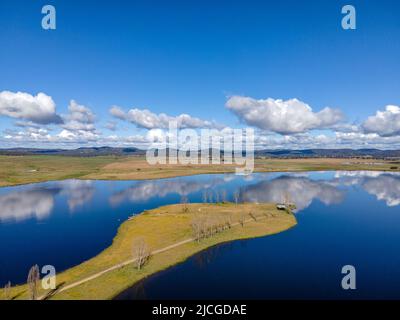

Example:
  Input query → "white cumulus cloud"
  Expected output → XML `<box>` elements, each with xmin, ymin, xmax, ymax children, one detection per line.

<box><xmin>110</xmin><ymin>106</ymin><xmax>221</xmax><ymax>129</ymax></box>
<box><xmin>226</xmin><ymin>95</ymin><xmax>343</xmax><ymax>134</ymax></box>
<box><xmin>0</xmin><ymin>91</ymin><xmax>62</xmax><ymax>124</ymax></box>
<box><xmin>362</xmin><ymin>105</ymin><xmax>400</xmax><ymax>137</ymax></box>
<box><xmin>58</xmin><ymin>100</ymin><xmax>99</xmax><ymax>141</ymax></box>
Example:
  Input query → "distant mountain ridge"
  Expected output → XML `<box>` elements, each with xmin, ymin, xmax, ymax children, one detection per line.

<box><xmin>0</xmin><ymin>147</ymin><xmax>145</xmax><ymax>156</ymax></box>
<box><xmin>254</xmin><ymin>148</ymin><xmax>400</xmax><ymax>158</ymax></box>
<box><xmin>1</xmin><ymin>147</ymin><xmax>400</xmax><ymax>159</ymax></box>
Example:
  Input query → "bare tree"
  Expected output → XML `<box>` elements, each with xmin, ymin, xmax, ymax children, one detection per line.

<box><xmin>192</xmin><ymin>214</ymin><xmax>233</xmax><ymax>242</ymax></box>
<box><xmin>192</xmin><ymin>216</ymin><xmax>218</xmax><ymax>241</ymax></box>
<box><xmin>221</xmin><ymin>190</ymin><xmax>227</xmax><ymax>203</ymax></box>
<box><xmin>225</xmin><ymin>215</ymin><xmax>232</xmax><ymax>229</ymax></box>
<box><xmin>206</xmin><ymin>217</ymin><xmax>214</xmax><ymax>237</ymax></box>
<box><xmin>215</xmin><ymin>191</ymin><xmax>220</xmax><ymax>203</ymax></box>
<box><xmin>205</xmin><ymin>217</ymin><xmax>212</xmax><ymax>237</ymax></box>
<box><xmin>191</xmin><ymin>216</ymin><xmax>204</xmax><ymax>242</ymax></box>
<box><xmin>3</xmin><ymin>281</ymin><xmax>11</xmax><ymax>300</ymax></box>
<box><xmin>283</xmin><ymin>191</ymin><xmax>291</xmax><ymax>206</ymax></box>
<box><xmin>233</xmin><ymin>191</ymin><xmax>240</xmax><ymax>205</ymax></box>
<box><xmin>238</xmin><ymin>212</ymin><xmax>246</xmax><ymax>227</ymax></box>
<box><xmin>132</xmin><ymin>237</ymin><xmax>150</xmax><ymax>270</ymax></box>
<box><xmin>215</xmin><ymin>217</ymin><xmax>223</xmax><ymax>233</ymax></box>
<box><xmin>27</xmin><ymin>265</ymin><xmax>40</xmax><ymax>300</ymax></box>
<box><xmin>283</xmin><ymin>191</ymin><xmax>293</xmax><ymax>213</ymax></box>
<box><xmin>180</xmin><ymin>195</ymin><xmax>189</xmax><ymax>212</ymax></box>
<box><xmin>208</xmin><ymin>191</ymin><xmax>213</xmax><ymax>203</ymax></box>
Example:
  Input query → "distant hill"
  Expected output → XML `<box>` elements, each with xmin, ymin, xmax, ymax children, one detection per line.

<box><xmin>254</xmin><ymin>148</ymin><xmax>400</xmax><ymax>159</ymax></box>
<box><xmin>0</xmin><ymin>147</ymin><xmax>400</xmax><ymax>159</ymax></box>
<box><xmin>0</xmin><ymin>147</ymin><xmax>146</xmax><ymax>157</ymax></box>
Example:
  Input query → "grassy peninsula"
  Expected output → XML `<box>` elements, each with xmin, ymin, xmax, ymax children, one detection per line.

<box><xmin>5</xmin><ymin>202</ymin><xmax>296</xmax><ymax>300</ymax></box>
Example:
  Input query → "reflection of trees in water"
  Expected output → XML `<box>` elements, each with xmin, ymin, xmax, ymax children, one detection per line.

<box><xmin>193</xmin><ymin>242</ymin><xmax>235</xmax><ymax>269</ymax></box>
<box><xmin>111</xmin><ymin>171</ymin><xmax>400</xmax><ymax>212</ymax></box>
<box><xmin>130</xmin><ymin>280</ymin><xmax>148</xmax><ymax>300</ymax></box>
<box><xmin>114</xmin><ymin>278</ymin><xmax>148</xmax><ymax>300</ymax></box>
<box><xmin>109</xmin><ymin>177</ymin><xmax>227</xmax><ymax>206</ymax></box>
<box><xmin>2</xmin><ymin>171</ymin><xmax>400</xmax><ymax>223</ymax></box>
<box><xmin>239</xmin><ymin>239</ymin><xmax>248</xmax><ymax>249</ymax></box>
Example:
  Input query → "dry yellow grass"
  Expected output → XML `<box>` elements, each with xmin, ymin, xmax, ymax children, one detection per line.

<box><xmin>83</xmin><ymin>157</ymin><xmax>399</xmax><ymax>181</ymax></box>
<box><xmin>1</xmin><ymin>155</ymin><xmax>398</xmax><ymax>187</ymax></box>
<box><xmin>0</xmin><ymin>155</ymin><xmax>117</xmax><ymax>187</ymax></box>
<box><xmin>5</xmin><ymin>202</ymin><xmax>296</xmax><ymax>300</ymax></box>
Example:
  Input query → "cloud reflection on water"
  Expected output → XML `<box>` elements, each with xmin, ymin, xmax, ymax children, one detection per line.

<box><xmin>1</xmin><ymin>171</ymin><xmax>400</xmax><ymax>222</ymax></box>
<box><xmin>59</xmin><ymin>180</ymin><xmax>95</xmax><ymax>212</ymax></box>
<box><xmin>0</xmin><ymin>187</ymin><xmax>59</xmax><ymax>222</ymax></box>
<box><xmin>109</xmin><ymin>177</ymin><xmax>228</xmax><ymax>205</ymax></box>
<box><xmin>0</xmin><ymin>180</ymin><xmax>95</xmax><ymax>222</ymax></box>
<box><xmin>335</xmin><ymin>171</ymin><xmax>400</xmax><ymax>207</ymax></box>
<box><xmin>240</xmin><ymin>175</ymin><xmax>345</xmax><ymax>211</ymax></box>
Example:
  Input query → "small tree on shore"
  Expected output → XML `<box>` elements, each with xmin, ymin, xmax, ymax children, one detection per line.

<box><xmin>283</xmin><ymin>191</ymin><xmax>291</xmax><ymax>206</ymax></box>
<box><xmin>221</xmin><ymin>190</ymin><xmax>227</xmax><ymax>203</ymax></box>
<box><xmin>238</xmin><ymin>212</ymin><xmax>246</xmax><ymax>227</ymax></box>
<box><xmin>27</xmin><ymin>265</ymin><xmax>40</xmax><ymax>300</ymax></box>
<box><xmin>192</xmin><ymin>214</ymin><xmax>233</xmax><ymax>242</ymax></box>
<box><xmin>215</xmin><ymin>191</ymin><xmax>220</xmax><ymax>203</ymax></box>
<box><xmin>225</xmin><ymin>215</ymin><xmax>232</xmax><ymax>229</ymax></box>
<box><xmin>233</xmin><ymin>191</ymin><xmax>240</xmax><ymax>205</ymax></box>
<box><xmin>132</xmin><ymin>237</ymin><xmax>150</xmax><ymax>270</ymax></box>
<box><xmin>202</xmin><ymin>190</ymin><xmax>208</xmax><ymax>203</ymax></box>
<box><xmin>208</xmin><ymin>191</ymin><xmax>213</xmax><ymax>203</ymax></box>
<box><xmin>3</xmin><ymin>281</ymin><xmax>11</xmax><ymax>300</ymax></box>
<box><xmin>191</xmin><ymin>216</ymin><xmax>205</xmax><ymax>242</ymax></box>
<box><xmin>180</xmin><ymin>195</ymin><xmax>189</xmax><ymax>212</ymax></box>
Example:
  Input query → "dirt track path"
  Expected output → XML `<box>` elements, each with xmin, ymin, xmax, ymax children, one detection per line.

<box><xmin>39</xmin><ymin>214</ymin><xmax>268</xmax><ymax>300</ymax></box>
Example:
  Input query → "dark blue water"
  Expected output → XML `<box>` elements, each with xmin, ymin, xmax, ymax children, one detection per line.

<box><xmin>115</xmin><ymin>171</ymin><xmax>400</xmax><ymax>300</ymax></box>
<box><xmin>1</xmin><ymin>171</ymin><xmax>400</xmax><ymax>299</ymax></box>
<box><xmin>0</xmin><ymin>174</ymin><xmax>238</xmax><ymax>285</ymax></box>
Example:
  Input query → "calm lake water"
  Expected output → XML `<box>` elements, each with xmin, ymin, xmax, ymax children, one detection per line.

<box><xmin>2</xmin><ymin>171</ymin><xmax>400</xmax><ymax>299</ymax></box>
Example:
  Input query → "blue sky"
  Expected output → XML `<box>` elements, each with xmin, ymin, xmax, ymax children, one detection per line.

<box><xmin>0</xmin><ymin>0</ymin><xmax>400</xmax><ymax>149</ymax></box>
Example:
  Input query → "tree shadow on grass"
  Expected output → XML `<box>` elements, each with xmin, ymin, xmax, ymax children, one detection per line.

<box><xmin>41</xmin><ymin>281</ymin><xmax>66</xmax><ymax>300</ymax></box>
